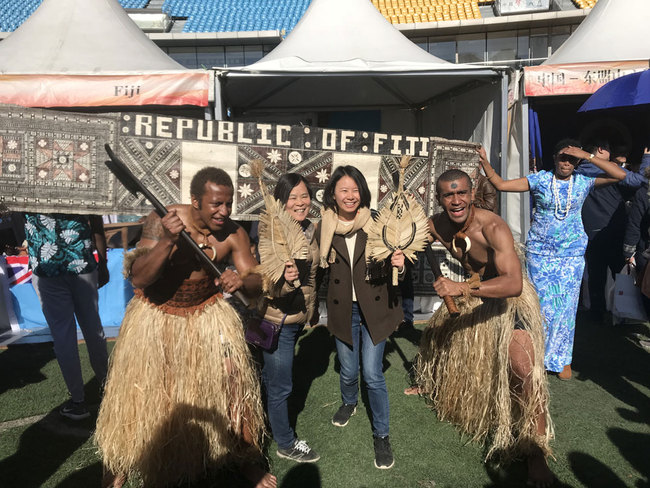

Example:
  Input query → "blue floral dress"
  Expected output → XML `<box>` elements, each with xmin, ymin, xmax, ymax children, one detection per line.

<box><xmin>525</xmin><ymin>170</ymin><xmax>595</xmax><ymax>372</ymax></box>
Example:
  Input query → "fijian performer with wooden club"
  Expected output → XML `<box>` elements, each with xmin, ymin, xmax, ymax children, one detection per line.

<box><xmin>96</xmin><ymin>148</ymin><xmax>275</xmax><ymax>488</ymax></box>
<box><xmin>405</xmin><ymin>163</ymin><xmax>555</xmax><ymax>488</ymax></box>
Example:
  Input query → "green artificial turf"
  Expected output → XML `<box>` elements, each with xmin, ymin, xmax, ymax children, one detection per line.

<box><xmin>0</xmin><ymin>314</ymin><xmax>648</xmax><ymax>488</ymax></box>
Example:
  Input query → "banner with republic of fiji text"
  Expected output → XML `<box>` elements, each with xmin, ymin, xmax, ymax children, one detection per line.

<box><xmin>0</xmin><ymin>104</ymin><xmax>480</xmax><ymax>294</ymax></box>
<box><xmin>0</xmin><ymin>104</ymin><xmax>480</xmax><ymax>221</ymax></box>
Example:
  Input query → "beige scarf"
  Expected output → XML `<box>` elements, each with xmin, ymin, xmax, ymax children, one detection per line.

<box><xmin>319</xmin><ymin>207</ymin><xmax>372</xmax><ymax>268</ymax></box>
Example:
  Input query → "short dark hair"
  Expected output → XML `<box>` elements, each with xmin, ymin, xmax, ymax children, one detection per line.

<box><xmin>581</xmin><ymin>137</ymin><xmax>610</xmax><ymax>155</ymax></box>
<box><xmin>435</xmin><ymin>169</ymin><xmax>472</xmax><ymax>195</ymax></box>
<box><xmin>190</xmin><ymin>167</ymin><xmax>233</xmax><ymax>201</ymax></box>
<box><xmin>553</xmin><ymin>138</ymin><xmax>582</xmax><ymax>156</ymax></box>
<box><xmin>273</xmin><ymin>173</ymin><xmax>313</xmax><ymax>205</ymax></box>
<box><xmin>322</xmin><ymin>165</ymin><xmax>371</xmax><ymax>211</ymax></box>
<box><xmin>610</xmin><ymin>145</ymin><xmax>628</xmax><ymax>160</ymax></box>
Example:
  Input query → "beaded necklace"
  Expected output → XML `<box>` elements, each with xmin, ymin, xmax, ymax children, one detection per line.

<box><xmin>551</xmin><ymin>173</ymin><xmax>573</xmax><ymax>220</ymax></box>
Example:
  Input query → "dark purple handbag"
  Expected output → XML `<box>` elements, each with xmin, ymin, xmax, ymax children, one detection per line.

<box><xmin>245</xmin><ymin>314</ymin><xmax>286</xmax><ymax>351</ymax></box>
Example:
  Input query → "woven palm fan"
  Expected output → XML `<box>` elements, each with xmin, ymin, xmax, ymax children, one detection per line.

<box><xmin>367</xmin><ymin>155</ymin><xmax>430</xmax><ymax>285</ymax></box>
<box><xmin>251</xmin><ymin>159</ymin><xmax>309</xmax><ymax>288</ymax></box>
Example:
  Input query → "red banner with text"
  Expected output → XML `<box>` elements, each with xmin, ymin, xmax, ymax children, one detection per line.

<box><xmin>0</xmin><ymin>71</ymin><xmax>210</xmax><ymax>107</ymax></box>
<box><xmin>524</xmin><ymin>61</ymin><xmax>649</xmax><ymax>97</ymax></box>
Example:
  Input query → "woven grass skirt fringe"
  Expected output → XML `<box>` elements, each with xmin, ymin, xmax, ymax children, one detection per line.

<box><xmin>95</xmin><ymin>294</ymin><xmax>265</xmax><ymax>486</ymax></box>
<box><xmin>414</xmin><ymin>279</ymin><xmax>553</xmax><ymax>461</ymax></box>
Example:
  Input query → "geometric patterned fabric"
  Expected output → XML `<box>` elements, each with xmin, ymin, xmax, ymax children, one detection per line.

<box><xmin>0</xmin><ymin>104</ymin><xmax>480</xmax><ymax>293</ymax></box>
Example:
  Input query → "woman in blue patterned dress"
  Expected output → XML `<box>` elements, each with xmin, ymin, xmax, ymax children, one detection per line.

<box><xmin>478</xmin><ymin>139</ymin><xmax>625</xmax><ymax>380</ymax></box>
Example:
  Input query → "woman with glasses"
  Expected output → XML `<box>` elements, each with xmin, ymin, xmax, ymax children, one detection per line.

<box><xmin>478</xmin><ymin>140</ymin><xmax>625</xmax><ymax>380</ymax></box>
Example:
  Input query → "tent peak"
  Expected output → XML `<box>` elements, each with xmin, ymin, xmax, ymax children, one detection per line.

<box><xmin>248</xmin><ymin>0</ymin><xmax>474</xmax><ymax>72</ymax></box>
<box><xmin>544</xmin><ymin>0</ymin><xmax>650</xmax><ymax>65</ymax></box>
<box><xmin>0</xmin><ymin>0</ymin><xmax>183</xmax><ymax>73</ymax></box>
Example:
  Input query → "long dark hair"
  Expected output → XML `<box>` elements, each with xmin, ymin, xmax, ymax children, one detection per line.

<box><xmin>273</xmin><ymin>173</ymin><xmax>313</xmax><ymax>205</ymax></box>
<box><xmin>322</xmin><ymin>165</ymin><xmax>371</xmax><ymax>211</ymax></box>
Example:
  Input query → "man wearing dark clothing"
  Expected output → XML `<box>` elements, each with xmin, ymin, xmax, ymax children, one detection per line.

<box><xmin>623</xmin><ymin>149</ymin><xmax>650</xmax><ymax>314</ymax></box>
<box><xmin>576</xmin><ymin>144</ymin><xmax>650</xmax><ymax>316</ymax></box>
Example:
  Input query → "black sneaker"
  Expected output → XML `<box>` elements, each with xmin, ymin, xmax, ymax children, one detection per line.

<box><xmin>399</xmin><ymin>320</ymin><xmax>414</xmax><ymax>331</ymax></box>
<box><xmin>331</xmin><ymin>403</ymin><xmax>356</xmax><ymax>427</ymax></box>
<box><xmin>276</xmin><ymin>439</ymin><xmax>320</xmax><ymax>463</ymax></box>
<box><xmin>59</xmin><ymin>400</ymin><xmax>90</xmax><ymax>420</ymax></box>
<box><xmin>373</xmin><ymin>435</ymin><xmax>394</xmax><ymax>469</ymax></box>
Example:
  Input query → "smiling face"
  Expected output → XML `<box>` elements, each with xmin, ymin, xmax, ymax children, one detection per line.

<box><xmin>437</xmin><ymin>178</ymin><xmax>473</xmax><ymax>225</ymax></box>
<box><xmin>334</xmin><ymin>175</ymin><xmax>361</xmax><ymax>221</ymax></box>
<box><xmin>285</xmin><ymin>181</ymin><xmax>311</xmax><ymax>222</ymax></box>
<box><xmin>192</xmin><ymin>182</ymin><xmax>233</xmax><ymax>232</ymax></box>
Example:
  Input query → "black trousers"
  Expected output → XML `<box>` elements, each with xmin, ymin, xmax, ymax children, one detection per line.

<box><xmin>585</xmin><ymin>227</ymin><xmax>625</xmax><ymax>314</ymax></box>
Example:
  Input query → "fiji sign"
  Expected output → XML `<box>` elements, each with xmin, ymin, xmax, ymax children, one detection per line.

<box><xmin>0</xmin><ymin>72</ymin><xmax>209</xmax><ymax>107</ymax></box>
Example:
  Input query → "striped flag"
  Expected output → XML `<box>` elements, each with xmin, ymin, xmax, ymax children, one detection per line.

<box><xmin>5</xmin><ymin>256</ymin><xmax>31</xmax><ymax>287</ymax></box>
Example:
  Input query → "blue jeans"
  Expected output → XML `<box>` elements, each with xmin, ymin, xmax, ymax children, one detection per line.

<box><xmin>32</xmin><ymin>270</ymin><xmax>108</xmax><ymax>403</ymax></box>
<box><xmin>261</xmin><ymin>322</ymin><xmax>302</xmax><ymax>449</ymax></box>
<box><xmin>399</xmin><ymin>264</ymin><xmax>414</xmax><ymax>323</ymax></box>
<box><xmin>335</xmin><ymin>302</ymin><xmax>389</xmax><ymax>437</ymax></box>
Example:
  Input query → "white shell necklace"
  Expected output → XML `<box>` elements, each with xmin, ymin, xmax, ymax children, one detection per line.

<box><xmin>552</xmin><ymin>173</ymin><xmax>573</xmax><ymax>220</ymax></box>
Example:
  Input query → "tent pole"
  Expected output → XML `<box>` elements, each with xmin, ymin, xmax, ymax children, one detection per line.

<box><xmin>521</xmin><ymin>96</ymin><xmax>531</xmax><ymax>240</ymax></box>
<box><xmin>499</xmin><ymin>70</ymin><xmax>508</xmax><ymax>219</ymax></box>
<box><xmin>214</xmin><ymin>71</ymin><xmax>225</xmax><ymax>121</ymax></box>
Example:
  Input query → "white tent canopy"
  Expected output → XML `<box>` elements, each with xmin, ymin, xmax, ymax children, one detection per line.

<box><xmin>219</xmin><ymin>0</ymin><xmax>504</xmax><ymax>138</ymax></box>
<box><xmin>221</xmin><ymin>0</ymin><xmax>501</xmax><ymax>112</ymax></box>
<box><xmin>0</xmin><ymin>0</ymin><xmax>182</xmax><ymax>72</ymax></box>
<box><xmin>0</xmin><ymin>0</ymin><xmax>209</xmax><ymax>107</ymax></box>
<box><xmin>545</xmin><ymin>0</ymin><xmax>650</xmax><ymax>65</ymax></box>
<box><xmin>218</xmin><ymin>0</ymin><xmax>509</xmax><ymax>222</ymax></box>
<box><xmin>248</xmin><ymin>0</ymin><xmax>478</xmax><ymax>72</ymax></box>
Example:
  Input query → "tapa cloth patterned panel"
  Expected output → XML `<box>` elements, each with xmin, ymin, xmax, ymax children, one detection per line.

<box><xmin>0</xmin><ymin>105</ymin><xmax>480</xmax><ymax>292</ymax></box>
<box><xmin>0</xmin><ymin>105</ymin><xmax>479</xmax><ymax>222</ymax></box>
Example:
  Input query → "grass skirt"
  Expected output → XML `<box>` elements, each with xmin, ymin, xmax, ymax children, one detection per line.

<box><xmin>414</xmin><ymin>279</ymin><xmax>553</xmax><ymax>460</ymax></box>
<box><xmin>95</xmin><ymin>294</ymin><xmax>265</xmax><ymax>486</ymax></box>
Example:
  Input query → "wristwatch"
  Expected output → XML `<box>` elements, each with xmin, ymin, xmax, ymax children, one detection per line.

<box><xmin>588</xmin><ymin>153</ymin><xmax>595</xmax><ymax>160</ymax></box>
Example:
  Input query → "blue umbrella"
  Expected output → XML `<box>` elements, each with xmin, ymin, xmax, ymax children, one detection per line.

<box><xmin>579</xmin><ymin>69</ymin><xmax>650</xmax><ymax>112</ymax></box>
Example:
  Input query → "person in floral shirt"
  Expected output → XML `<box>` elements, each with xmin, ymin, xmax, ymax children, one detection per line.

<box><xmin>24</xmin><ymin>213</ymin><xmax>109</xmax><ymax>420</ymax></box>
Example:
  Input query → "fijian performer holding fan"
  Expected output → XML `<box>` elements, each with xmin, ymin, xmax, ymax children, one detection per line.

<box><xmin>96</xmin><ymin>167</ymin><xmax>275</xmax><ymax>488</ymax></box>
<box><xmin>405</xmin><ymin>167</ymin><xmax>555</xmax><ymax>488</ymax></box>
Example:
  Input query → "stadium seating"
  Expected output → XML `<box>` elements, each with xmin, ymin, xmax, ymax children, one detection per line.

<box><xmin>161</xmin><ymin>0</ymin><xmax>310</xmax><ymax>33</ymax></box>
<box><xmin>572</xmin><ymin>0</ymin><xmax>597</xmax><ymax>8</ymax></box>
<box><xmin>0</xmin><ymin>0</ymin><xmax>590</xmax><ymax>34</ymax></box>
<box><xmin>0</xmin><ymin>0</ymin><xmax>148</xmax><ymax>32</ymax></box>
<box><xmin>0</xmin><ymin>0</ymin><xmax>40</xmax><ymax>31</ymax></box>
<box><xmin>371</xmin><ymin>0</ymin><xmax>491</xmax><ymax>24</ymax></box>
